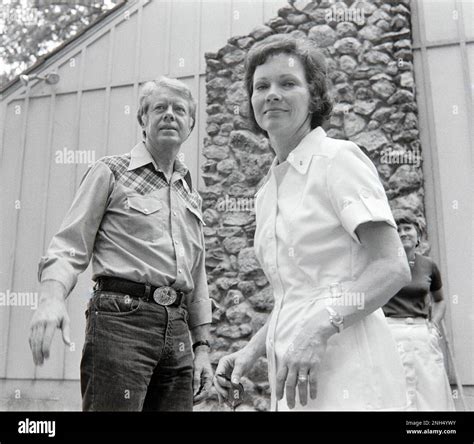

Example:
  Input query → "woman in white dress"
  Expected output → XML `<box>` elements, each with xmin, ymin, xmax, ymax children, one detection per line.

<box><xmin>214</xmin><ymin>34</ymin><xmax>411</xmax><ymax>411</ymax></box>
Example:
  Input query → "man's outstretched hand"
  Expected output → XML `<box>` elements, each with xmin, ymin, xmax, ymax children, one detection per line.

<box><xmin>29</xmin><ymin>281</ymin><xmax>71</xmax><ymax>366</ymax></box>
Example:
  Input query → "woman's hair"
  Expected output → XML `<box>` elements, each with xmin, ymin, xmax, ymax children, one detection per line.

<box><xmin>393</xmin><ymin>209</ymin><xmax>423</xmax><ymax>237</ymax></box>
<box><xmin>244</xmin><ymin>34</ymin><xmax>333</xmax><ymax>137</ymax></box>
<box><xmin>137</xmin><ymin>76</ymin><xmax>196</xmax><ymax>139</ymax></box>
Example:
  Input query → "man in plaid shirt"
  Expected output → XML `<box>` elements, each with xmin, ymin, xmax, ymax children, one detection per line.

<box><xmin>29</xmin><ymin>77</ymin><xmax>213</xmax><ymax>411</ymax></box>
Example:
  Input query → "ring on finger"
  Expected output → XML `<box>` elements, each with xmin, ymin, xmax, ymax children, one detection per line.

<box><xmin>297</xmin><ymin>374</ymin><xmax>308</xmax><ymax>383</ymax></box>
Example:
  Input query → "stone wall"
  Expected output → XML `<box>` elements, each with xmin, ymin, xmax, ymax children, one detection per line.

<box><xmin>198</xmin><ymin>0</ymin><xmax>425</xmax><ymax>411</ymax></box>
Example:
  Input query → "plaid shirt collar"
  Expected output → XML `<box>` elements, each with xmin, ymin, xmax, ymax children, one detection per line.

<box><xmin>127</xmin><ymin>141</ymin><xmax>188</xmax><ymax>182</ymax></box>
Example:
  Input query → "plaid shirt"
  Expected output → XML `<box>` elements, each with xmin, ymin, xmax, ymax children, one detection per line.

<box><xmin>38</xmin><ymin>142</ymin><xmax>212</xmax><ymax>328</ymax></box>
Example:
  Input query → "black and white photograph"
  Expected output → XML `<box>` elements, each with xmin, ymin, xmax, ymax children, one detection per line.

<box><xmin>0</xmin><ymin>0</ymin><xmax>472</xmax><ymax>439</ymax></box>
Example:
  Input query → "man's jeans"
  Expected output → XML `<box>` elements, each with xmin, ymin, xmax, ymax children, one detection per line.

<box><xmin>80</xmin><ymin>290</ymin><xmax>194</xmax><ymax>411</ymax></box>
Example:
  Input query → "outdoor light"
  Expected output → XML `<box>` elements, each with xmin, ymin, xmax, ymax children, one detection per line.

<box><xmin>19</xmin><ymin>72</ymin><xmax>60</xmax><ymax>87</ymax></box>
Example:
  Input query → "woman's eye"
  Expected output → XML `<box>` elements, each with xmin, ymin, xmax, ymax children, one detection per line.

<box><xmin>255</xmin><ymin>84</ymin><xmax>267</xmax><ymax>91</ymax></box>
<box><xmin>156</xmin><ymin>105</ymin><xmax>166</xmax><ymax>111</ymax></box>
<box><xmin>283</xmin><ymin>81</ymin><xmax>295</xmax><ymax>87</ymax></box>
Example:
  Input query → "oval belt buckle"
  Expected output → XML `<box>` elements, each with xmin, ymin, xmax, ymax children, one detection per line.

<box><xmin>153</xmin><ymin>286</ymin><xmax>177</xmax><ymax>306</ymax></box>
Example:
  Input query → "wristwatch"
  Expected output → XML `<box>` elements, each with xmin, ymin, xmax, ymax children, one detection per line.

<box><xmin>192</xmin><ymin>340</ymin><xmax>211</xmax><ymax>351</ymax></box>
<box><xmin>326</xmin><ymin>306</ymin><xmax>344</xmax><ymax>333</ymax></box>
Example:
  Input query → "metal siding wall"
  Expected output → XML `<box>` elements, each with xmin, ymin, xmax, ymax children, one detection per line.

<box><xmin>463</xmin><ymin>1</ymin><xmax>474</xmax><ymax>39</ymax></box>
<box><xmin>230</xmin><ymin>0</ymin><xmax>264</xmax><ymax>35</ymax></box>
<box><xmin>41</xmin><ymin>93</ymin><xmax>81</xmax><ymax>379</ymax></box>
<box><xmin>139</xmin><ymin>0</ymin><xmax>169</xmax><ymax>79</ymax></box>
<box><xmin>0</xmin><ymin>0</ymin><xmax>292</xmax><ymax>387</ymax></box>
<box><xmin>107</xmin><ymin>86</ymin><xmax>136</xmax><ymax>155</ymax></box>
<box><xmin>169</xmin><ymin>1</ymin><xmax>199</xmax><ymax>77</ymax></box>
<box><xmin>7</xmin><ymin>96</ymin><xmax>52</xmax><ymax>379</ymax></box>
<box><xmin>199</xmin><ymin>0</ymin><xmax>231</xmax><ymax>72</ymax></box>
<box><xmin>0</xmin><ymin>99</ymin><xmax>25</xmax><ymax>378</ymax></box>
<box><xmin>423</xmin><ymin>0</ymin><xmax>458</xmax><ymax>41</ymax></box>
<box><xmin>82</xmin><ymin>33</ymin><xmax>111</xmax><ymax>89</ymax></box>
<box><xmin>412</xmin><ymin>0</ymin><xmax>473</xmax><ymax>384</ymax></box>
<box><xmin>112</xmin><ymin>13</ymin><xmax>139</xmax><ymax>85</ymax></box>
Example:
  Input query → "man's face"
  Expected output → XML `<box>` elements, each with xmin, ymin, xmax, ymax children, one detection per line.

<box><xmin>141</xmin><ymin>87</ymin><xmax>194</xmax><ymax>148</ymax></box>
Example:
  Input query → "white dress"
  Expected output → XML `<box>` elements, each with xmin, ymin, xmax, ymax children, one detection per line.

<box><xmin>254</xmin><ymin>127</ymin><xmax>409</xmax><ymax>411</ymax></box>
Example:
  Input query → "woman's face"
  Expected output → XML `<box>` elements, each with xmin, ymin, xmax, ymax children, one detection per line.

<box><xmin>397</xmin><ymin>223</ymin><xmax>419</xmax><ymax>251</ymax></box>
<box><xmin>251</xmin><ymin>53</ymin><xmax>312</xmax><ymax>138</ymax></box>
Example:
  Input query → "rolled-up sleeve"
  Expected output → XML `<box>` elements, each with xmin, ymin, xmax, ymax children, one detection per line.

<box><xmin>327</xmin><ymin>143</ymin><xmax>396</xmax><ymax>244</ymax></box>
<box><xmin>38</xmin><ymin>161</ymin><xmax>114</xmax><ymax>294</ymax></box>
<box><xmin>186</xmin><ymin>229</ymin><xmax>212</xmax><ymax>329</ymax></box>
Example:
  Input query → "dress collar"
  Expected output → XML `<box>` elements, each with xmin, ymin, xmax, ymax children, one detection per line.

<box><xmin>284</xmin><ymin>126</ymin><xmax>327</xmax><ymax>175</ymax></box>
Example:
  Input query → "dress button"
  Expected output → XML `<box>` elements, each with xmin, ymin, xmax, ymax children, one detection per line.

<box><xmin>360</xmin><ymin>188</ymin><xmax>371</xmax><ymax>198</ymax></box>
<box><xmin>173</xmin><ymin>211</ymin><xmax>177</xmax><ymax>216</ymax></box>
<box><xmin>178</xmin><ymin>269</ymin><xmax>182</xmax><ymax>274</ymax></box>
<box><xmin>144</xmin><ymin>208</ymin><xmax>149</xmax><ymax>213</ymax></box>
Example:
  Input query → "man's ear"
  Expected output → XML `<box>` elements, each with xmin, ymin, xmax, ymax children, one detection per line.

<box><xmin>187</xmin><ymin>118</ymin><xmax>195</xmax><ymax>138</ymax></box>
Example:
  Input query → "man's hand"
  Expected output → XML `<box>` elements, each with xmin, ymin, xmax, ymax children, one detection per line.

<box><xmin>193</xmin><ymin>346</ymin><xmax>213</xmax><ymax>404</ymax></box>
<box><xmin>29</xmin><ymin>281</ymin><xmax>71</xmax><ymax>366</ymax></box>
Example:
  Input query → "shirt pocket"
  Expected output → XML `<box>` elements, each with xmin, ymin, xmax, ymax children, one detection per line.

<box><xmin>125</xmin><ymin>192</ymin><xmax>164</xmax><ymax>242</ymax></box>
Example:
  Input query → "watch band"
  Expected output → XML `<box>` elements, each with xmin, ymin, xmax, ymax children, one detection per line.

<box><xmin>192</xmin><ymin>340</ymin><xmax>211</xmax><ymax>351</ymax></box>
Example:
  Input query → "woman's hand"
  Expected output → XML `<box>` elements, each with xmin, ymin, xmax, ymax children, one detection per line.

<box><xmin>276</xmin><ymin>313</ymin><xmax>333</xmax><ymax>409</ymax></box>
<box><xmin>213</xmin><ymin>348</ymin><xmax>256</xmax><ymax>401</ymax></box>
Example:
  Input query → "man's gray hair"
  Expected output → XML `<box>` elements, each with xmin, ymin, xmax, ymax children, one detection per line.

<box><xmin>137</xmin><ymin>76</ymin><xmax>196</xmax><ymax>138</ymax></box>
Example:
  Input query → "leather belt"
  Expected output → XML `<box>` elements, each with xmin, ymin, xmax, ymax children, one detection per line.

<box><xmin>95</xmin><ymin>276</ymin><xmax>184</xmax><ymax>307</ymax></box>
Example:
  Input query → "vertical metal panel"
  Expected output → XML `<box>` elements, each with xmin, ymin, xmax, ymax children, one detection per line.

<box><xmin>413</xmin><ymin>0</ymin><xmax>473</xmax><ymax>385</ymax></box>
<box><xmin>131</xmin><ymin>2</ymin><xmax>144</xmax><ymax>147</ymax></box>
<box><xmin>108</xmin><ymin>86</ymin><xmax>136</xmax><ymax>154</ymax></box>
<box><xmin>467</xmin><ymin>43</ymin><xmax>474</xmax><ymax>93</ymax></box>
<box><xmin>461</xmin><ymin>0</ymin><xmax>474</xmax><ymax>39</ymax></box>
<box><xmin>6</xmin><ymin>96</ymin><xmax>52</xmax><ymax>379</ymax></box>
<box><xmin>422</xmin><ymin>0</ymin><xmax>459</xmax><ymax>42</ymax></box>
<box><xmin>427</xmin><ymin>47</ymin><xmax>473</xmax><ymax>381</ymax></box>
<box><xmin>169</xmin><ymin>0</ymin><xmax>199</xmax><ymax>77</ymax></box>
<box><xmin>77</xmin><ymin>90</ymin><xmax>107</xmax><ymax>161</ymax></box>
<box><xmin>0</xmin><ymin>99</ymin><xmax>25</xmax><ymax>378</ymax></box>
<box><xmin>103</xmin><ymin>27</ymin><xmax>116</xmax><ymax>157</ymax></box>
<box><xmin>111</xmin><ymin>11</ymin><xmax>139</xmax><ymax>84</ymax></box>
<box><xmin>82</xmin><ymin>32</ymin><xmax>111</xmax><ymax>89</ymax></box>
<box><xmin>454</xmin><ymin>0</ymin><xmax>473</xmax><ymax>150</ymax></box>
<box><xmin>42</xmin><ymin>94</ymin><xmax>79</xmax><ymax>247</ymax></box>
<box><xmin>199</xmin><ymin>0</ymin><xmax>231</xmax><ymax>72</ymax></box>
<box><xmin>55</xmin><ymin>52</ymin><xmax>82</xmax><ymax>94</ymax></box>
<box><xmin>139</xmin><ymin>0</ymin><xmax>170</xmax><ymax>79</ymax></box>
<box><xmin>230</xmin><ymin>0</ymin><xmax>264</xmax><ymax>36</ymax></box>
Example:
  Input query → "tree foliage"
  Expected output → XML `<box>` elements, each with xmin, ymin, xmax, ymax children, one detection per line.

<box><xmin>0</xmin><ymin>0</ymin><xmax>120</xmax><ymax>88</ymax></box>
